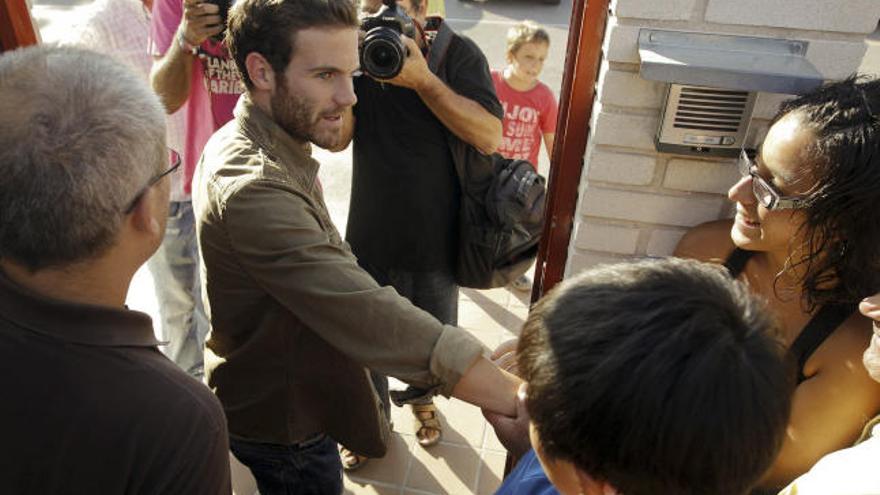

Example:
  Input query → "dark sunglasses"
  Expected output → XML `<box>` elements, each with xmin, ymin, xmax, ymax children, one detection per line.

<box><xmin>124</xmin><ymin>149</ymin><xmax>182</xmax><ymax>214</ymax></box>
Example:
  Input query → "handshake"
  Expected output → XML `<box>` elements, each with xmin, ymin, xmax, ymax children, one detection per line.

<box><xmin>482</xmin><ymin>339</ymin><xmax>532</xmax><ymax>459</ymax></box>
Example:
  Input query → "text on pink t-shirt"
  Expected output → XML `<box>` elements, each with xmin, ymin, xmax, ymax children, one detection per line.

<box><xmin>149</xmin><ymin>0</ymin><xmax>243</xmax><ymax>194</ymax></box>
<box><xmin>491</xmin><ymin>69</ymin><xmax>558</xmax><ymax>168</ymax></box>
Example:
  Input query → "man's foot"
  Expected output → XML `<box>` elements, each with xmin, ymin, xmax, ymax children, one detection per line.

<box><xmin>412</xmin><ymin>402</ymin><xmax>442</xmax><ymax>448</ymax></box>
<box><xmin>511</xmin><ymin>274</ymin><xmax>532</xmax><ymax>292</ymax></box>
<box><xmin>340</xmin><ymin>446</ymin><xmax>369</xmax><ymax>471</ymax></box>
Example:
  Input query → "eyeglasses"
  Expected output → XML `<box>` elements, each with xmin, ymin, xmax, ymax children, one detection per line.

<box><xmin>737</xmin><ymin>149</ymin><xmax>806</xmax><ymax>211</ymax></box>
<box><xmin>124</xmin><ymin>149</ymin><xmax>182</xmax><ymax>214</ymax></box>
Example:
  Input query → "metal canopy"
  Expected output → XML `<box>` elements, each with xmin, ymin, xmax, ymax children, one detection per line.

<box><xmin>638</xmin><ymin>29</ymin><xmax>824</xmax><ymax>95</ymax></box>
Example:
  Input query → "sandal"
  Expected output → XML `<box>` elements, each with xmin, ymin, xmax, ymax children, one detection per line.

<box><xmin>412</xmin><ymin>402</ymin><xmax>442</xmax><ymax>447</ymax></box>
<box><xmin>339</xmin><ymin>446</ymin><xmax>369</xmax><ymax>471</ymax></box>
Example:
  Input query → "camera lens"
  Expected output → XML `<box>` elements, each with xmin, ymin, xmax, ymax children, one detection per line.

<box><xmin>361</xmin><ymin>28</ymin><xmax>406</xmax><ymax>79</ymax></box>
<box><xmin>371</xmin><ymin>46</ymin><xmax>395</xmax><ymax>68</ymax></box>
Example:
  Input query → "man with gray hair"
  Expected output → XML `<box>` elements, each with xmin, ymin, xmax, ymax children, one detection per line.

<box><xmin>0</xmin><ymin>45</ymin><xmax>230</xmax><ymax>493</ymax></box>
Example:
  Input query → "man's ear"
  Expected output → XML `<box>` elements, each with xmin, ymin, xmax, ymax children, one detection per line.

<box><xmin>129</xmin><ymin>187</ymin><xmax>164</xmax><ymax>238</ymax></box>
<box><xmin>245</xmin><ymin>51</ymin><xmax>276</xmax><ymax>91</ymax></box>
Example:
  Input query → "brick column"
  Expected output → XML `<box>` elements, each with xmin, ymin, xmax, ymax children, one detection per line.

<box><xmin>565</xmin><ymin>0</ymin><xmax>880</xmax><ymax>275</ymax></box>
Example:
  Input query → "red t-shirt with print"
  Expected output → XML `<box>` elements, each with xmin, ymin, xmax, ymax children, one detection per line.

<box><xmin>491</xmin><ymin>70</ymin><xmax>559</xmax><ymax>168</ymax></box>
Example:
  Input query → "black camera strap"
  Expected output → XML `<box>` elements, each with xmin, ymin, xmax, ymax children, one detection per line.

<box><xmin>426</xmin><ymin>17</ymin><xmax>454</xmax><ymax>75</ymax></box>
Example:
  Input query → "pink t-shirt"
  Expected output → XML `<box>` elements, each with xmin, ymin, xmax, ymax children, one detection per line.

<box><xmin>149</xmin><ymin>0</ymin><xmax>243</xmax><ymax>194</ymax></box>
<box><xmin>491</xmin><ymin>70</ymin><xmax>558</xmax><ymax>168</ymax></box>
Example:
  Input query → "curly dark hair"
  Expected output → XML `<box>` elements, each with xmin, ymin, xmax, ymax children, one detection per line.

<box><xmin>773</xmin><ymin>74</ymin><xmax>880</xmax><ymax>309</ymax></box>
<box><xmin>518</xmin><ymin>258</ymin><xmax>792</xmax><ymax>495</ymax></box>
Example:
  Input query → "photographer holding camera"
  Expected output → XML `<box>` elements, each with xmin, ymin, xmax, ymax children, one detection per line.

<box><xmin>146</xmin><ymin>0</ymin><xmax>243</xmax><ymax>378</ymax></box>
<box><xmin>335</xmin><ymin>0</ymin><xmax>503</xmax><ymax>470</ymax></box>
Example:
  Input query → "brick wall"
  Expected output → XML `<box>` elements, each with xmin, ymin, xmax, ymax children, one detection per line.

<box><xmin>564</xmin><ymin>0</ymin><xmax>880</xmax><ymax>276</ymax></box>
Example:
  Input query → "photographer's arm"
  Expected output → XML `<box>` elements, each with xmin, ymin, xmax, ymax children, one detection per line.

<box><xmin>150</xmin><ymin>1</ymin><xmax>223</xmax><ymax>113</ymax></box>
<box><xmin>384</xmin><ymin>37</ymin><xmax>501</xmax><ymax>155</ymax></box>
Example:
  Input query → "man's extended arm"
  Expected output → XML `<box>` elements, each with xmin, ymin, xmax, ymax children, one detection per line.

<box><xmin>384</xmin><ymin>36</ymin><xmax>501</xmax><ymax>155</ymax></box>
<box><xmin>150</xmin><ymin>1</ymin><xmax>223</xmax><ymax>113</ymax></box>
<box><xmin>223</xmin><ymin>181</ymin><xmax>518</xmax><ymax>415</ymax></box>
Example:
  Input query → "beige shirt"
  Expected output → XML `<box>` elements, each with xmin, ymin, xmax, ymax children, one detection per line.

<box><xmin>193</xmin><ymin>96</ymin><xmax>485</xmax><ymax>455</ymax></box>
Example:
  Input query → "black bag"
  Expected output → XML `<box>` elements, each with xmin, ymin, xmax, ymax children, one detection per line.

<box><xmin>427</xmin><ymin>19</ymin><xmax>547</xmax><ymax>289</ymax></box>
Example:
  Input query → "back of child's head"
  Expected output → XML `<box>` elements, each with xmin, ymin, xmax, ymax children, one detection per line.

<box><xmin>506</xmin><ymin>20</ymin><xmax>550</xmax><ymax>57</ymax></box>
<box><xmin>517</xmin><ymin>257</ymin><xmax>794</xmax><ymax>495</ymax></box>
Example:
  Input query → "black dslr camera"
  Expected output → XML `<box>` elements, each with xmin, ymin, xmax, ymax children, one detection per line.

<box><xmin>360</xmin><ymin>0</ymin><xmax>416</xmax><ymax>79</ymax></box>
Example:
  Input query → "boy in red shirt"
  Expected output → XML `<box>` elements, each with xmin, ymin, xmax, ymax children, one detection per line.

<box><xmin>492</xmin><ymin>20</ymin><xmax>558</xmax><ymax>169</ymax></box>
<box><xmin>492</xmin><ymin>20</ymin><xmax>558</xmax><ymax>291</ymax></box>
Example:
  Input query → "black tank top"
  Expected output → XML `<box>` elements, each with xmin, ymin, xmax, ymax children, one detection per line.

<box><xmin>724</xmin><ymin>248</ymin><xmax>857</xmax><ymax>384</ymax></box>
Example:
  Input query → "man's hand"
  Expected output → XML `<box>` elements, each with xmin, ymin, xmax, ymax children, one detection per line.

<box><xmin>860</xmin><ymin>293</ymin><xmax>880</xmax><ymax>381</ymax></box>
<box><xmin>151</xmin><ymin>0</ymin><xmax>222</xmax><ymax>113</ymax></box>
<box><xmin>491</xmin><ymin>338</ymin><xmax>520</xmax><ymax>377</ymax></box>
<box><xmin>482</xmin><ymin>383</ymin><xmax>531</xmax><ymax>459</ymax></box>
<box><xmin>180</xmin><ymin>0</ymin><xmax>224</xmax><ymax>47</ymax></box>
<box><xmin>378</xmin><ymin>35</ymin><xmax>432</xmax><ymax>91</ymax></box>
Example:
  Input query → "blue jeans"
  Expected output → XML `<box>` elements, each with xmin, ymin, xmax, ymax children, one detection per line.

<box><xmin>230</xmin><ymin>435</ymin><xmax>343</xmax><ymax>495</ymax></box>
<box><xmin>360</xmin><ymin>263</ymin><xmax>459</xmax><ymax>418</ymax></box>
<box><xmin>147</xmin><ymin>200</ymin><xmax>209</xmax><ymax>379</ymax></box>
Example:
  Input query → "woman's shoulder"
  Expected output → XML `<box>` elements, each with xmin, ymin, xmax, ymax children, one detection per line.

<box><xmin>673</xmin><ymin>218</ymin><xmax>736</xmax><ymax>263</ymax></box>
<box><xmin>806</xmin><ymin>310</ymin><xmax>880</xmax><ymax>423</ymax></box>
<box><xmin>814</xmin><ymin>311</ymin><xmax>873</xmax><ymax>368</ymax></box>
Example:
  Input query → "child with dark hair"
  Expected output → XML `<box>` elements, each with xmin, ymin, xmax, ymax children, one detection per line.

<box><xmin>487</xmin><ymin>258</ymin><xmax>794</xmax><ymax>495</ymax></box>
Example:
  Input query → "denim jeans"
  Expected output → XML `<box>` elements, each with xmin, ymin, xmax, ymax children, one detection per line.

<box><xmin>360</xmin><ymin>262</ymin><xmax>459</xmax><ymax>418</ymax></box>
<box><xmin>230</xmin><ymin>435</ymin><xmax>343</xmax><ymax>495</ymax></box>
<box><xmin>147</xmin><ymin>200</ymin><xmax>209</xmax><ymax>379</ymax></box>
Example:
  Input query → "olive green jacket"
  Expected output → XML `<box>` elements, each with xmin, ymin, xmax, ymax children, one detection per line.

<box><xmin>193</xmin><ymin>96</ymin><xmax>485</xmax><ymax>456</ymax></box>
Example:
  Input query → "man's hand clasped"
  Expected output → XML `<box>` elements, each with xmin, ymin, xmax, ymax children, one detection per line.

<box><xmin>482</xmin><ymin>383</ymin><xmax>531</xmax><ymax>459</ymax></box>
<box><xmin>482</xmin><ymin>339</ymin><xmax>531</xmax><ymax>459</ymax></box>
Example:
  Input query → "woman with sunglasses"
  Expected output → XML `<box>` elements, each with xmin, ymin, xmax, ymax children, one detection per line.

<box><xmin>676</xmin><ymin>75</ymin><xmax>880</xmax><ymax>492</ymax></box>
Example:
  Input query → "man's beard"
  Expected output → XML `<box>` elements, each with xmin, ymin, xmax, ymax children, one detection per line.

<box><xmin>271</xmin><ymin>79</ymin><xmax>343</xmax><ymax>150</ymax></box>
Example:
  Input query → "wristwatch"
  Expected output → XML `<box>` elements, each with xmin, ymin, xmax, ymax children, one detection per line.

<box><xmin>177</xmin><ymin>30</ymin><xmax>199</xmax><ymax>56</ymax></box>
